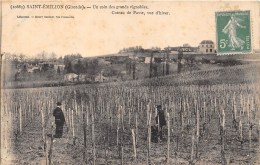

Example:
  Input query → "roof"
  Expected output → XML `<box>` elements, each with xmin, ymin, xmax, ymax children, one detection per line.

<box><xmin>200</xmin><ymin>40</ymin><xmax>214</xmax><ymax>44</ymax></box>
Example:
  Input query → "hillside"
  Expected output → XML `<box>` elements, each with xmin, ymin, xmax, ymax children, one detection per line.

<box><xmin>106</xmin><ymin>64</ymin><xmax>260</xmax><ymax>87</ymax></box>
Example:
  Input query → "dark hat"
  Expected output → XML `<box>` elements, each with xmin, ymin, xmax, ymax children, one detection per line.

<box><xmin>156</xmin><ymin>105</ymin><xmax>162</xmax><ymax>109</ymax></box>
<box><xmin>57</xmin><ymin>102</ymin><xmax>62</xmax><ymax>106</ymax></box>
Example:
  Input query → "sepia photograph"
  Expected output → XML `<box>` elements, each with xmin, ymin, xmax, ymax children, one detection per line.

<box><xmin>1</xmin><ymin>0</ymin><xmax>260</xmax><ymax>164</ymax></box>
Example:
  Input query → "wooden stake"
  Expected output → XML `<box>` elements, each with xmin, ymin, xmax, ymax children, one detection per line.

<box><xmin>19</xmin><ymin>105</ymin><xmax>22</xmax><ymax>134</ymax></box>
<box><xmin>83</xmin><ymin>113</ymin><xmax>87</xmax><ymax>163</ymax></box>
<box><xmin>86</xmin><ymin>102</ymin><xmax>89</xmax><ymax>126</ymax></box>
<box><xmin>258</xmin><ymin>120</ymin><xmax>260</xmax><ymax>165</ymax></box>
<box><xmin>195</xmin><ymin>100</ymin><xmax>200</xmax><ymax>159</ymax></box>
<box><xmin>128</xmin><ymin>108</ymin><xmax>131</xmax><ymax>128</ymax></box>
<box><xmin>167</xmin><ymin>112</ymin><xmax>170</xmax><ymax>164</ymax></box>
<box><xmin>117</xmin><ymin>106</ymin><xmax>120</xmax><ymax>147</ymax></box>
<box><xmin>121</xmin><ymin>130</ymin><xmax>124</xmax><ymax>165</ymax></box>
<box><xmin>68</xmin><ymin>108</ymin><xmax>71</xmax><ymax>129</ymax></box>
<box><xmin>72</xmin><ymin>109</ymin><xmax>75</xmax><ymax>145</ymax></box>
<box><xmin>239</xmin><ymin>120</ymin><xmax>243</xmax><ymax>149</ymax></box>
<box><xmin>147</xmin><ymin>103</ymin><xmax>152</xmax><ymax>165</ymax></box>
<box><xmin>190</xmin><ymin>129</ymin><xmax>195</xmax><ymax>165</ymax></box>
<box><xmin>92</xmin><ymin>107</ymin><xmax>96</xmax><ymax>165</ymax></box>
<box><xmin>105</xmin><ymin>128</ymin><xmax>109</xmax><ymax>165</ymax></box>
<box><xmin>135</xmin><ymin>112</ymin><xmax>138</xmax><ymax>146</ymax></box>
<box><xmin>249</xmin><ymin>121</ymin><xmax>252</xmax><ymax>154</ymax></box>
<box><xmin>131</xmin><ymin>129</ymin><xmax>137</xmax><ymax>163</ymax></box>
<box><xmin>48</xmin><ymin>126</ymin><xmax>54</xmax><ymax>165</ymax></box>
<box><xmin>121</xmin><ymin>105</ymin><xmax>124</xmax><ymax>131</ymax></box>
<box><xmin>221</xmin><ymin>108</ymin><xmax>226</xmax><ymax>165</ymax></box>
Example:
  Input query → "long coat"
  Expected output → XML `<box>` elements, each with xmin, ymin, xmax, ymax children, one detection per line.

<box><xmin>53</xmin><ymin>107</ymin><xmax>65</xmax><ymax>125</ymax></box>
<box><xmin>155</xmin><ymin>110</ymin><xmax>166</xmax><ymax>128</ymax></box>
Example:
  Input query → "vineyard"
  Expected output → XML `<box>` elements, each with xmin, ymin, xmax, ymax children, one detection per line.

<box><xmin>1</xmin><ymin>64</ymin><xmax>260</xmax><ymax>164</ymax></box>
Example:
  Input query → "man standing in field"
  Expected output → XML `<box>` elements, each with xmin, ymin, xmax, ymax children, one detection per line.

<box><xmin>53</xmin><ymin>102</ymin><xmax>66</xmax><ymax>138</ymax></box>
<box><xmin>155</xmin><ymin>105</ymin><xmax>166</xmax><ymax>140</ymax></box>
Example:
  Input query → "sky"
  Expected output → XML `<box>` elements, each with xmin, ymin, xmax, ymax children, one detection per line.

<box><xmin>2</xmin><ymin>1</ymin><xmax>259</xmax><ymax>57</ymax></box>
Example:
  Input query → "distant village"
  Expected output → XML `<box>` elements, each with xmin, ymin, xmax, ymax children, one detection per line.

<box><xmin>3</xmin><ymin>40</ymin><xmax>258</xmax><ymax>88</ymax></box>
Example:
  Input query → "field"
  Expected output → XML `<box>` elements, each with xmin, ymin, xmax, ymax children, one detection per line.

<box><xmin>1</xmin><ymin>64</ymin><xmax>260</xmax><ymax>165</ymax></box>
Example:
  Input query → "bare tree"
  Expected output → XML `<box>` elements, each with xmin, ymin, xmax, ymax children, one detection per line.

<box><xmin>50</xmin><ymin>52</ymin><xmax>57</xmax><ymax>61</ymax></box>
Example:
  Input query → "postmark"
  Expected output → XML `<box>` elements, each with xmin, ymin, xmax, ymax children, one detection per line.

<box><xmin>215</xmin><ymin>10</ymin><xmax>251</xmax><ymax>55</ymax></box>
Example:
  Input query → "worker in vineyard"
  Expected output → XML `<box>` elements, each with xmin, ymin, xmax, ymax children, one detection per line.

<box><xmin>53</xmin><ymin>102</ymin><xmax>66</xmax><ymax>138</ymax></box>
<box><xmin>155</xmin><ymin>105</ymin><xmax>166</xmax><ymax>140</ymax></box>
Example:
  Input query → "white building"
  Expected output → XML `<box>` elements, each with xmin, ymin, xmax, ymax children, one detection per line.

<box><xmin>199</xmin><ymin>40</ymin><xmax>215</xmax><ymax>54</ymax></box>
<box><xmin>54</xmin><ymin>64</ymin><xmax>65</xmax><ymax>72</ymax></box>
<box><xmin>94</xmin><ymin>73</ymin><xmax>108</xmax><ymax>82</ymax></box>
<box><xmin>78</xmin><ymin>74</ymin><xmax>92</xmax><ymax>82</ymax></box>
<box><xmin>64</xmin><ymin>73</ymin><xmax>78</xmax><ymax>82</ymax></box>
<box><xmin>144</xmin><ymin>57</ymin><xmax>154</xmax><ymax>64</ymax></box>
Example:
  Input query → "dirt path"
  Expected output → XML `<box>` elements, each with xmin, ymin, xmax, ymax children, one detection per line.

<box><xmin>11</xmin><ymin>115</ymin><xmax>80</xmax><ymax>165</ymax></box>
<box><xmin>8</xmin><ymin>111</ymin><xmax>260</xmax><ymax>165</ymax></box>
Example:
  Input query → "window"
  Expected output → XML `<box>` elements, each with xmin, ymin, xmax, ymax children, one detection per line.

<box><xmin>206</xmin><ymin>49</ymin><xmax>208</xmax><ymax>52</ymax></box>
<box><xmin>210</xmin><ymin>49</ymin><xmax>212</xmax><ymax>52</ymax></box>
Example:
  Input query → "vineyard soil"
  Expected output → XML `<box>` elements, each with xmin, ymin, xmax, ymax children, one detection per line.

<box><xmin>1</xmin><ymin>64</ymin><xmax>260</xmax><ymax>164</ymax></box>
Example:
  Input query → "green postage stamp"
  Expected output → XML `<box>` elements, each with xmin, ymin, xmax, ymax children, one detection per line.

<box><xmin>215</xmin><ymin>10</ymin><xmax>251</xmax><ymax>55</ymax></box>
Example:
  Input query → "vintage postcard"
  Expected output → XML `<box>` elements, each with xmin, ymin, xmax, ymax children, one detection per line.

<box><xmin>1</xmin><ymin>0</ymin><xmax>260</xmax><ymax>165</ymax></box>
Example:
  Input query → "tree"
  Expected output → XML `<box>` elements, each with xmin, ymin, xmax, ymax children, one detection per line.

<box><xmin>149</xmin><ymin>52</ymin><xmax>154</xmax><ymax>78</ymax></box>
<box><xmin>63</xmin><ymin>54</ymin><xmax>82</xmax><ymax>63</ymax></box>
<box><xmin>19</xmin><ymin>54</ymin><xmax>25</xmax><ymax>61</ymax></box>
<box><xmin>75</xmin><ymin>59</ymin><xmax>83</xmax><ymax>74</ymax></box>
<box><xmin>50</xmin><ymin>52</ymin><xmax>57</xmax><ymax>61</ymax></box>
<box><xmin>126</xmin><ymin>59</ymin><xmax>132</xmax><ymax>75</ymax></box>
<box><xmin>65</xmin><ymin>61</ymin><xmax>73</xmax><ymax>73</ymax></box>
<box><xmin>132</xmin><ymin>62</ymin><xmax>136</xmax><ymax>80</ymax></box>
<box><xmin>88</xmin><ymin>59</ymin><xmax>100</xmax><ymax>76</ymax></box>
<box><xmin>58</xmin><ymin>56</ymin><xmax>63</xmax><ymax>61</ymax></box>
<box><xmin>4</xmin><ymin>53</ymin><xmax>19</xmax><ymax>64</ymax></box>
<box><xmin>166</xmin><ymin>51</ymin><xmax>170</xmax><ymax>75</ymax></box>
<box><xmin>22</xmin><ymin>64</ymin><xmax>28</xmax><ymax>73</ymax></box>
<box><xmin>177</xmin><ymin>49</ymin><xmax>183</xmax><ymax>73</ymax></box>
<box><xmin>39</xmin><ymin>51</ymin><xmax>47</xmax><ymax>60</ymax></box>
<box><xmin>14</xmin><ymin>72</ymin><xmax>19</xmax><ymax>81</ymax></box>
<box><xmin>57</xmin><ymin>66</ymin><xmax>61</xmax><ymax>75</ymax></box>
<box><xmin>41</xmin><ymin>64</ymin><xmax>50</xmax><ymax>72</ymax></box>
<box><xmin>153</xmin><ymin>64</ymin><xmax>158</xmax><ymax>77</ymax></box>
<box><xmin>85</xmin><ymin>62</ymin><xmax>89</xmax><ymax>73</ymax></box>
<box><xmin>63</xmin><ymin>54</ymin><xmax>82</xmax><ymax>73</ymax></box>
